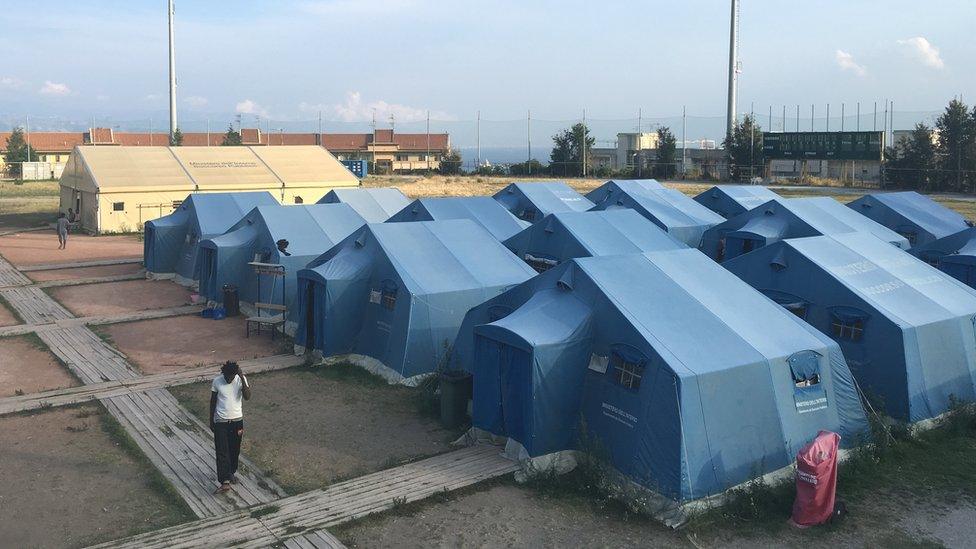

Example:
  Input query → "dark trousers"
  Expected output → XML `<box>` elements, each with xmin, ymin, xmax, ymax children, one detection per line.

<box><xmin>214</xmin><ymin>419</ymin><xmax>243</xmax><ymax>483</ymax></box>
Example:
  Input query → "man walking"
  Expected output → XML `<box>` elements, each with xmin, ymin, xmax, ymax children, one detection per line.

<box><xmin>210</xmin><ymin>361</ymin><xmax>251</xmax><ymax>493</ymax></box>
<box><xmin>56</xmin><ymin>212</ymin><xmax>69</xmax><ymax>250</ymax></box>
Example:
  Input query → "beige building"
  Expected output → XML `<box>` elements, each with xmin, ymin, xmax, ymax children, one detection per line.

<box><xmin>589</xmin><ymin>132</ymin><xmax>661</xmax><ymax>171</ymax></box>
<box><xmin>59</xmin><ymin>145</ymin><xmax>359</xmax><ymax>233</ymax></box>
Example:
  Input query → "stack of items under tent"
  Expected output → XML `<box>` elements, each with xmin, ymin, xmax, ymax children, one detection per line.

<box><xmin>317</xmin><ymin>187</ymin><xmax>411</xmax><ymax>223</ymax></box>
<box><xmin>847</xmin><ymin>191</ymin><xmax>970</xmax><ymax>249</ymax></box>
<box><xmin>387</xmin><ymin>196</ymin><xmax>530</xmax><ymax>241</ymax></box>
<box><xmin>502</xmin><ymin>209</ymin><xmax>686</xmax><ymax>273</ymax></box>
<box><xmin>492</xmin><ymin>182</ymin><xmax>594</xmax><ymax>223</ymax></box>
<box><xmin>913</xmin><ymin>227</ymin><xmax>976</xmax><ymax>288</ymax></box>
<box><xmin>143</xmin><ymin>191</ymin><xmax>278</xmax><ymax>286</ymax></box>
<box><xmin>294</xmin><ymin>219</ymin><xmax>537</xmax><ymax>384</ymax></box>
<box><xmin>723</xmin><ymin>232</ymin><xmax>976</xmax><ymax>423</ymax></box>
<box><xmin>197</xmin><ymin>203</ymin><xmax>366</xmax><ymax>335</ymax></box>
<box><xmin>700</xmin><ymin>197</ymin><xmax>909</xmax><ymax>262</ymax></box>
<box><xmin>452</xmin><ymin>249</ymin><xmax>868</xmax><ymax>507</ymax></box>
<box><xmin>693</xmin><ymin>185</ymin><xmax>781</xmax><ymax>218</ymax></box>
<box><xmin>586</xmin><ymin>179</ymin><xmax>724</xmax><ymax>247</ymax></box>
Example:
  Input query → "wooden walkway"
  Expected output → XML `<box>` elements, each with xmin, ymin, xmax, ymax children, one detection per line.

<box><xmin>17</xmin><ymin>257</ymin><xmax>143</xmax><ymax>272</ymax></box>
<box><xmin>90</xmin><ymin>445</ymin><xmax>516</xmax><ymax>549</ymax></box>
<box><xmin>0</xmin><ymin>304</ymin><xmax>202</xmax><ymax>337</ymax></box>
<box><xmin>0</xmin><ymin>286</ymin><xmax>74</xmax><ymax>324</ymax></box>
<box><xmin>0</xmin><ymin>354</ymin><xmax>305</xmax><ymax>416</ymax></box>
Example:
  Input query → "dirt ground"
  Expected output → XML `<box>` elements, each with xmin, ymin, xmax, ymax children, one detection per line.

<box><xmin>27</xmin><ymin>262</ymin><xmax>145</xmax><ymax>282</ymax></box>
<box><xmin>98</xmin><ymin>315</ymin><xmax>285</xmax><ymax>375</ymax></box>
<box><xmin>0</xmin><ymin>335</ymin><xmax>79</xmax><ymax>397</ymax></box>
<box><xmin>0</xmin><ymin>298</ymin><xmax>19</xmax><ymax>326</ymax></box>
<box><xmin>171</xmin><ymin>365</ymin><xmax>455</xmax><ymax>495</ymax></box>
<box><xmin>47</xmin><ymin>279</ymin><xmax>189</xmax><ymax>317</ymax></box>
<box><xmin>0</xmin><ymin>405</ymin><xmax>191</xmax><ymax>548</ymax></box>
<box><xmin>335</xmin><ymin>480</ymin><xmax>973</xmax><ymax>548</ymax></box>
<box><xmin>0</xmin><ymin>231</ymin><xmax>142</xmax><ymax>267</ymax></box>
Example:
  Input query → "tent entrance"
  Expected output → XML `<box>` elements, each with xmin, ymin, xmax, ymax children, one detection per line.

<box><xmin>477</xmin><ymin>336</ymin><xmax>533</xmax><ymax>446</ymax></box>
<box><xmin>304</xmin><ymin>282</ymin><xmax>316</xmax><ymax>347</ymax></box>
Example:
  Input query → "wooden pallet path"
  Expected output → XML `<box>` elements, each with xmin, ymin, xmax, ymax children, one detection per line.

<box><xmin>282</xmin><ymin>531</ymin><xmax>347</xmax><ymax>549</ymax></box>
<box><xmin>0</xmin><ymin>271</ymin><xmax>146</xmax><ymax>291</ymax></box>
<box><xmin>17</xmin><ymin>257</ymin><xmax>143</xmax><ymax>272</ymax></box>
<box><xmin>0</xmin><ymin>286</ymin><xmax>74</xmax><ymax>324</ymax></box>
<box><xmin>0</xmin><ymin>256</ymin><xmax>31</xmax><ymax>287</ymax></box>
<box><xmin>0</xmin><ymin>354</ymin><xmax>305</xmax><ymax>416</ymax></box>
<box><xmin>0</xmin><ymin>304</ymin><xmax>203</xmax><ymax>337</ymax></box>
<box><xmin>102</xmin><ymin>388</ymin><xmax>287</xmax><ymax>517</ymax></box>
<box><xmin>90</xmin><ymin>445</ymin><xmax>516</xmax><ymax>549</ymax></box>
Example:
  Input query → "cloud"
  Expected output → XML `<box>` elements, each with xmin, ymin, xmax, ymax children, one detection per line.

<box><xmin>235</xmin><ymin>99</ymin><xmax>269</xmax><ymax>118</ymax></box>
<box><xmin>300</xmin><ymin>91</ymin><xmax>453</xmax><ymax>123</ymax></box>
<box><xmin>0</xmin><ymin>77</ymin><xmax>24</xmax><ymax>90</ymax></box>
<box><xmin>897</xmin><ymin>37</ymin><xmax>944</xmax><ymax>69</ymax></box>
<box><xmin>39</xmin><ymin>81</ymin><xmax>71</xmax><ymax>96</ymax></box>
<box><xmin>834</xmin><ymin>50</ymin><xmax>866</xmax><ymax>77</ymax></box>
<box><xmin>184</xmin><ymin>95</ymin><xmax>208</xmax><ymax>108</ymax></box>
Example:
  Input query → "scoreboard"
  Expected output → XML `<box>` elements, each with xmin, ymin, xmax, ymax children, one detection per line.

<box><xmin>762</xmin><ymin>131</ymin><xmax>884</xmax><ymax>161</ymax></box>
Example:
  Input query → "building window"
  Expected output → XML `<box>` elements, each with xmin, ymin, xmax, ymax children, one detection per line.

<box><xmin>611</xmin><ymin>352</ymin><xmax>643</xmax><ymax>390</ymax></box>
<box><xmin>112</xmin><ymin>202</ymin><xmax>125</xmax><ymax>211</ymax></box>
<box><xmin>172</xmin><ymin>200</ymin><xmax>183</xmax><ymax>209</ymax></box>
<box><xmin>831</xmin><ymin>318</ymin><xmax>864</xmax><ymax>341</ymax></box>
<box><xmin>294</xmin><ymin>196</ymin><xmax>304</xmax><ymax>204</ymax></box>
<box><xmin>418</xmin><ymin>154</ymin><xmax>427</xmax><ymax>161</ymax></box>
<box><xmin>395</xmin><ymin>154</ymin><xmax>409</xmax><ymax>161</ymax></box>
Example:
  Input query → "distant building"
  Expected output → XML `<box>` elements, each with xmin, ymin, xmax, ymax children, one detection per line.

<box><xmin>589</xmin><ymin>132</ymin><xmax>660</xmax><ymax>172</ymax></box>
<box><xmin>0</xmin><ymin>127</ymin><xmax>450</xmax><ymax>177</ymax></box>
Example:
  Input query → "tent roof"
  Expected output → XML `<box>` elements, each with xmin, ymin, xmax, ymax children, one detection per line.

<box><xmin>493</xmin><ymin>181</ymin><xmax>594</xmax><ymax>216</ymax></box>
<box><xmin>573</xmin><ymin>250</ymin><xmax>829</xmax><ymax>377</ymax></box>
<box><xmin>695</xmin><ymin>185</ymin><xmax>780</xmax><ymax>211</ymax></box>
<box><xmin>916</xmin><ymin>227</ymin><xmax>976</xmax><ymax>264</ymax></box>
<box><xmin>61</xmin><ymin>145</ymin><xmax>357</xmax><ymax>193</ymax></box>
<box><xmin>850</xmin><ymin>191</ymin><xmax>969</xmax><ymax>239</ymax></box>
<box><xmin>318</xmin><ymin>187</ymin><xmax>411</xmax><ymax>222</ymax></box>
<box><xmin>789</xmin><ymin>197</ymin><xmax>910</xmax><ymax>247</ymax></box>
<box><xmin>505</xmin><ymin>209</ymin><xmax>687</xmax><ymax>257</ymax></box>
<box><xmin>369</xmin><ymin>219</ymin><xmax>537</xmax><ymax>295</ymax></box>
<box><xmin>784</xmin><ymin>232</ymin><xmax>976</xmax><ymax>325</ymax></box>
<box><xmin>585</xmin><ymin>179</ymin><xmax>665</xmax><ymax>202</ymax></box>
<box><xmin>388</xmin><ymin>197</ymin><xmax>530</xmax><ymax>241</ymax></box>
<box><xmin>588</xmin><ymin>181</ymin><xmax>724</xmax><ymax>231</ymax></box>
<box><xmin>180</xmin><ymin>192</ymin><xmax>279</xmax><ymax>236</ymax></box>
<box><xmin>228</xmin><ymin>203</ymin><xmax>366</xmax><ymax>257</ymax></box>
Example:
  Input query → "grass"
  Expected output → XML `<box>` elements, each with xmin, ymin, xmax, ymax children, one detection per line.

<box><xmin>249</xmin><ymin>503</ymin><xmax>280</xmax><ymax>519</ymax></box>
<box><xmin>0</xmin><ymin>180</ymin><xmax>60</xmax><ymax>198</ymax></box>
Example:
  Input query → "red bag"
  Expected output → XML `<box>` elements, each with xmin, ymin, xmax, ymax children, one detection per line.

<box><xmin>790</xmin><ymin>430</ymin><xmax>840</xmax><ymax>528</ymax></box>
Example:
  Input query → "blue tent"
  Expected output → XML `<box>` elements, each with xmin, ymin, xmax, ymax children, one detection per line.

<box><xmin>847</xmin><ymin>191</ymin><xmax>969</xmax><ymax>249</ymax></box>
<box><xmin>455</xmin><ymin>250</ymin><xmax>867</xmax><ymax>502</ymax></box>
<box><xmin>723</xmin><ymin>232</ymin><xmax>976</xmax><ymax>422</ymax></box>
<box><xmin>294</xmin><ymin>219</ymin><xmax>536</xmax><ymax>383</ymax></box>
<box><xmin>914</xmin><ymin>228</ymin><xmax>976</xmax><ymax>288</ymax></box>
<box><xmin>197</xmin><ymin>204</ymin><xmax>366</xmax><ymax>329</ymax></box>
<box><xmin>502</xmin><ymin>209</ymin><xmax>686</xmax><ymax>272</ymax></box>
<box><xmin>387</xmin><ymin>196</ymin><xmax>530</xmax><ymax>241</ymax></box>
<box><xmin>492</xmin><ymin>182</ymin><xmax>594</xmax><ymax>223</ymax></box>
<box><xmin>584</xmin><ymin>179</ymin><xmax>664</xmax><ymax>203</ymax></box>
<box><xmin>143</xmin><ymin>192</ymin><xmax>278</xmax><ymax>283</ymax></box>
<box><xmin>701</xmin><ymin>197</ymin><xmax>910</xmax><ymax>262</ymax></box>
<box><xmin>317</xmin><ymin>187</ymin><xmax>411</xmax><ymax>223</ymax></box>
<box><xmin>693</xmin><ymin>185</ymin><xmax>781</xmax><ymax>218</ymax></box>
<box><xmin>586</xmin><ymin>180</ymin><xmax>724</xmax><ymax>247</ymax></box>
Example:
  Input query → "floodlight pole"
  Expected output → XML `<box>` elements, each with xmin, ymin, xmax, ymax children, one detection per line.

<box><xmin>168</xmin><ymin>0</ymin><xmax>178</xmax><ymax>141</ymax></box>
<box><xmin>527</xmin><ymin>110</ymin><xmax>532</xmax><ymax>175</ymax></box>
<box><xmin>726</xmin><ymin>0</ymin><xmax>738</xmax><ymax>139</ymax></box>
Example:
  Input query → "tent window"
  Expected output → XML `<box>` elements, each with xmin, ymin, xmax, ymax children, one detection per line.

<box><xmin>379</xmin><ymin>279</ymin><xmax>398</xmax><ymax>311</ymax></box>
<box><xmin>517</xmin><ymin>208</ymin><xmax>538</xmax><ymax>223</ymax></box>
<box><xmin>831</xmin><ymin>318</ymin><xmax>864</xmax><ymax>341</ymax></box>
<box><xmin>716</xmin><ymin>238</ymin><xmax>726</xmax><ymax>262</ymax></box>
<box><xmin>112</xmin><ymin>202</ymin><xmax>125</xmax><ymax>211</ymax></box>
<box><xmin>294</xmin><ymin>196</ymin><xmax>304</xmax><ymax>204</ymax></box>
<box><xmin>611</xmin><ymin>352</ymin><xmax>643</xmax><ymax>390</ymax></box>
<box><xmin>741</xmin><ymin>239</ymin><xmax>755</xmax><ymax>254</ymax></box>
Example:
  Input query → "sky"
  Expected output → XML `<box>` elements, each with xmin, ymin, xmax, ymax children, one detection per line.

<box><xmin>0</xmin><ymin>0</ymin><xmax>973</xmax><ymax>141</ymax></box>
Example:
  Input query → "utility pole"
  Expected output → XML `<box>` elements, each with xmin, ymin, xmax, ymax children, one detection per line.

<box><xmin>826</xmin><ymin>104</ymin><xmax>830</xmax><ymax>132</ymax></box>
<box><xmin>726</xmin><ymin>0</ymin><xmax>739</xmax><ymax>139</ymax></box>
<box><xmin>476</xmin><ymin>110</ymin><xmax>481</xmax><ymax>168</ymax></box>
<box><xmin>168</xmin><ymin>0</ymin><xmax>178</xmax><ymax>141</ymax></box>
<box><xmin>856</xmin><ymin>102</ymin><xmax>860</xmax><ymax>131</ymax></box>
<box><xmin>25</xmin><ymin>114</ymin><xmax>31</xmax><ymax>162</ymax></box>
<box><xmin>527</xmin><ymin>109</ymin><xmax>532</xmax><ymax>175</ymax></box>
<box><xmin>317</xmin><ymin>111</ymin><xmax>322</xmax><ymax>146</ymax></box>
<box><xmin>810</xmin><ymin>104</ymin><xmax>814</xmax><ymax>132</ymax></box>
<box><xmin>581</xmin><ymin>109</ymin><xmax>587</xmax><ymax>177</ymax></box>
<box><xmin>873</xmin><ymin>101</ymin><xmax>877</xmax><ymax>131</ymax></box>
<box><xmin>749</xmin><ymin>102</ymin><xmax>755</xmax><ymax>179</ymax></box>
<box><xmin>796</xmin><ymin>105</ymin><xmax>800</xmax><ymax>132</ymax></box>
<box><xmin>681</xmin><ymin>106</ymin><xmax>687</xmax><ymax>179</ymax></box>
<box><xmin>768</xmin><ymin>105</ymin><xmax>772</xmax><ymax>130</ymax></box>
<box><xmin>426</xmin><ymin>111</ymin><xmax>431</xmax><ymax>172</ymax></box>
<box><xmin>782</xmin><ymin>105</ymin><xmax>786</xmax><ymax>132</ymax></box>
<box><xmin>206</xmin><ymin>119</ymin><xmax>210</xmax><ymax>146</ymax></box>
<box><xmin>841</xmin><ymin>103</ymin><xmax>845</xmax><ymax>132</ymax></box>
<box><xmin>149</xmin><ymin>118</ymin><xmax>153</xmax><ymax>146</ymax></box>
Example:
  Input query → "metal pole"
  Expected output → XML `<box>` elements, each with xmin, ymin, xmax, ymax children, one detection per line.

<box><xmin>856</xmin><ymin>102</ymin><xmax>860</xmax><ymax>131</ymax></box>
<box><xmin>206</xmin><ymin>118</ymin><xmax>210</xmax><ymax>146</ymax></box>
<box><xmin>841</xmin><ymin>103</ymin><xmax>845</xmax><ymax>132</ymax></box>
<box><xmin>749</xmin><ymin>103</ymin><xmax>755</xmax><ymax>179</ymax></box>
<box><xmin>681</xmin><ymin>106</ymin><xmax>687</xmax><ymax>178</ymax></box>
<box><xmin>811</xmin><ymin>104</ymin><xmax>814</xmax><ymax>132</ymax></box>
<box><xmin>581</xmin><ymin>109</ymin><xmax>587</xmax><ymax>177</ymax></box>
<box><xmin>168</xmin><ymin>0</ymin><xmax>178</xmax><ymax>140</ymax></box>
<box><xmin>25</xmin><ymin>114</ymin><xmax>30</xmax><ymax>162</ymax></box>
<box><xmin>637</xmin><ymin>108</ymin><xmax>643</xmax><ymax>177</ymax></box>
<box><xmin>527</xmin><ymin>109</ymin><xmax>532</xmax><ymax>175</ymax></box>
<box><xmin>476</xmin><ymin>110</ymin><xmax>481</xmax><ymax>168</ymax></box>
<box><xmin>796</xmin><ymin>105</ymin><xmax>800</xmax><ymax>132</ymax></box>
<box><xmin>782</xmin><ymin>105</ymin><xmax>786</xmax><ymax>132</ymax></box>
<box><xmin>150</xmin><ymin>118</ymin><xmax>153</xmax><ymax>146</ymax></box>
<box><xmin>726</xmin><ymin>0</ymin><xmax>739</xmax><ymax>138</ymax></box>
<box><xmin>873</xmin><ymin>101</ymin><xmax>877</xmax><ymax>131</ymax></box>
<box><xmin>318</xmin><ymin>111</ymin><xmax>322</xmax><ymax>146</ymax></box>
<box><xmin>426</xmin><ymin>111</ymin><xmax>430</xmax><ymax>172</ymax></box>
<box><xmin>768</xmin><ymin>105</ymin><xmax>772</xmax><ymax>130</ymax></box>
<box><xmin>826</xmin><ymin>104</ymin><xmax>830</xmax><ymax>132</ymax></box>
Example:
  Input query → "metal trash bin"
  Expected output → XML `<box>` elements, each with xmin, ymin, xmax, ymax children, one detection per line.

<box><xmin>222</xmin><ymin>284</ymin><xmax>239</xmax><ymax>317</ymax></box>
<box><xmin>439</xmin><ymin>370</ymin><xmax>472</xmax><ymax>428</ymax></box>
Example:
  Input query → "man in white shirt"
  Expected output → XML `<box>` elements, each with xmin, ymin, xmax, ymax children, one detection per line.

<box><xmin>210</xmin><ymin>361</ymin><xmax>251</xmax><ymax>493</ymax></box>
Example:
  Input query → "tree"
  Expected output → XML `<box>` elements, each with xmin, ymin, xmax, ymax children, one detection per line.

<box><xmin>438</xmin><ymin>148</ymin><xmax>462</xmax><ymax>175</ymax></box>
<box><xmin>221</xmin><ymin>125</ymin><xmax>243</xmax><ymax>146</ymax></box>
<box><xmin>723</xmin><ymin>115</ymin><xmax>764</xmax><ymax>182</ymax></box>
<box><xmin>549</xmin><ymin>123</ymin><xmax>594</xmax><ymax>177</ymax></box>
<box><xmin>885</xmin><ymin>124</ymin><xmax>937</xmax><ymax>189</ymax></box>
<box><xmin>509</xmin><ymin>159</ymin><xmax>544</xmax><ymax>176</ymax></box>
<box><xmin>935</xmin><ymin>99</ymin><xmax>976</xmax><ymax>192</ymax></box>
<box><xmin>170</xmin><ymin>128</ymin><xmax>184</xmax><ymax>146</ymax></box>
<box><xmin>3</xmin><ymin>127</ymin><xmax>39</xmax><ymax>178</ymax></box>
<box><xmin>654</xmin><ymin>127</ymin><xmax>677</xmax><ymax>179</ymax></box>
